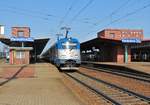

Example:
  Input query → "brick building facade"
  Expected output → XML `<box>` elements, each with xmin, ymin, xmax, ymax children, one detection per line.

<box><xmin>12</xmin><ymin>27</ymin><xmax>30</xmax><ymax>37</ymax></box>
<box><xmin>9</xmin><ymin>27</ymin><xmax>33</xmax><ymax>64</ymax></box>
<box><xmin>97</xmin><ymin>29</ymin><xmax>143</xmax><ymax>40</ymax></box>
<box><xmin>97</xmin><ymin>29</ymin><xmax>143</xmax><ymax>63</ymax></box>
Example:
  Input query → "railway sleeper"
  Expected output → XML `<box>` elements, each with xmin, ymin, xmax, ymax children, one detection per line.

<box><xmin>102</xmin><ymin>91</ymin><xmax>124</xmax><ymax>96</ymax></box>
<box><xmin>119</xmin><ymin>98</ymin><xmax>148</xmax><ymax>104</ymax></box>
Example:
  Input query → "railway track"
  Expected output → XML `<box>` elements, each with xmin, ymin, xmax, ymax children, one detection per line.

<box><xmin>65</xmin><ymin>71</ymin><xmax>150</xmax><ymax>105</ymax></box>
<box><xmin>81</xmin><ymin>64</ymin><xmax>150</xmax><ymax>83</ymax></box>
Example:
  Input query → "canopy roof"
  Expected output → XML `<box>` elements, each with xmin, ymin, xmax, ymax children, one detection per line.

<box><xmin>0</xmin><ymin>38</ymin><xmax>50</xmax><ymax>55</ymax></box>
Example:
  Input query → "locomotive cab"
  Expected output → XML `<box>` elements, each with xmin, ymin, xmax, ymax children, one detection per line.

<box><xmin>56</xmin><ymin>37</ymin><xmax>81</xmax><ymax>70</ymax></box>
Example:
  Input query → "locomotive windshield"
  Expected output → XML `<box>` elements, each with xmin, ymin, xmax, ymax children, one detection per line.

<box><xmin>62</xmin><ymin>41</ymin><xmax>77</xmax><ymax>49</ymax></box>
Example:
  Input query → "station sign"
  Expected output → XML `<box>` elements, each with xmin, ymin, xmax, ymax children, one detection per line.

<box><xmin>10</xmin><ymin>37</ymin><xmax>34</xmax><ymax>42</ymax></box>
<box><xmin>121</xmin><ymin>38</ymin><xmax>141</xmax><ymax>43</ymax></box>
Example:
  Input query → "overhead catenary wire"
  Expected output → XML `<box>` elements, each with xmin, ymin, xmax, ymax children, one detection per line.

<box><xmin>55</xmin><ymin>0</ymin><xmax>77</xmax><ymax>38</ymax></box>
<box><xmin>0</xmin><ymin>2</ymin><xmax>62</xmax><ymax>22</ymax></box>
<box><xmin>68</xmin><ymin>0</ymin><xmax>131</xmax><ymax>36</ymax></box>
<box><xmin>6</xmin><ymin>6</ymin><xmax>60</xmax><ymax>18</ymax></box>
<box><xmin>87</xmin><ymin>0</ymin><xmax>131</xmax><ymax>26</ymax></box>
<box><xmin>70</xmin><ymin>0</ymin><xmax>131</xmax><ymax>27</ymax></box>
<box><xmin>0</xmin><ymin>8</ymin><xmax>50</xmax><ymax>21</ymax></box>
<box><xmin>106</xmin><ymin>2</ymin><xmax>150</xmax><ymax>27</ymax></box>
<box><xmin>0</xmin><ymin>0</ymin><xmax>59</xmax><ymax>19</ymax></box>
<box><xmin>79</xmin><ymin>0</ymin><xmax>131</xmax><ymax>35</ymax></box>
<box><xmin>56</xmin><ymin>0</ymin><xmax>93</xmax><ymax>37</ymax></box>
<box><xmin>108</xmin><ymin>0</ymin><xmax>131</xmax><ymax>19</ymax></box>
<box><xmin>57</xmin><ymin>0</ymin><xmax>77</xmax><ymax>28</ymax></box>
<box><xmin>69</xmin><ymin>0</ymin><xmax>94</xmax><ymax>25</ymax></box>
<box><xmin>87</xmin><ymin>2</ymin><xmax>150</xmax><ymax>35</ymax></box>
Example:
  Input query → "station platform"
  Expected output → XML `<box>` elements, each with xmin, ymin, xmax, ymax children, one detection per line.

<box><xmin>82</xmin><ymin>61</ymin><xmax>150</xmax><ymax>75</ymax></box>
<box><xmin>0</xmin><ymin>63</ymin><xmax>84</xmax><ymax>105</ymax></box>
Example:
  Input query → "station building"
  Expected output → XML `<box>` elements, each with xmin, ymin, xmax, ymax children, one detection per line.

<box><xmin>0</xmin><ymin>26</ymin><xmax>49</xmax><ymax>64</ymax></box>
<box><xmin>81</xmin><ymin>29</ymin><xmax>144</xmax><ymax>63</ymax></box>
<box><xmin>9</xmin><ymin>27</ymin><xmax>33</xmax><ymax>64</ymax></box>
<box><xmin>97</xmin><ymin>29</ymin><xmax>143</xmax><ymax>40</ymax></box>
<box><xmin>131</xmin><ymin>39</ymin><xmax>150</xmax><ymax>62</ymax></box>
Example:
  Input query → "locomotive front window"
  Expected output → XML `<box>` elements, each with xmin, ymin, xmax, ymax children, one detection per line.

<box><xmin>62</xmin><ymin>42</ymin><xmax>77</xmax><ymax>49</ymax></box>
<box><xmin>69</xmin><ymin>45</ymin><xmax>77</xmax><ymax>49</ymax></box>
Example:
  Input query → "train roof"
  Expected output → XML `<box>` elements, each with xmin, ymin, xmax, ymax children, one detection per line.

<box><xmin>42</xmin><ymin>37</ymin><xmax>79</xmax><ymax>56</ymax></box>
<box><xmin>58</xmin><ymin>37</ymin><xmax>79</xmax><ymax>43</ymax></box>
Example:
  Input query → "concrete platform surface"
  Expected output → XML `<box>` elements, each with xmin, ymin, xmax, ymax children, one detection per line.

<box><xmin>82</xmin><ymin>61</ymin><xmax>150</xmax><ymax>74</ymax></box>
<box><xmin>101</xmin><ymin>62</ymin><xmax>150</xmax><ymax>74</ymax></box>
<box><xmin>0</xmin><ymin>63</ymin><xmax>84</xmax><ymax>105</ymax></box>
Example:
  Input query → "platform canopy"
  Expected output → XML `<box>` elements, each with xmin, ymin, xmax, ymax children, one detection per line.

<box><xmin>0</xmin><ymin>37</ymin><xmax>50</xmax><ymax>55</ymax></box>
<box><xmin>80</xmin><ymin>38</ymin><xmax>122</xmax><ymax>51</ymax></box>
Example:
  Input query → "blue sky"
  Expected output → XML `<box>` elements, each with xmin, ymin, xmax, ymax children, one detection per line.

<box><xmin>0</xmin><ymin>0</ymin><xmax>150</xmax><ymax>51</ymax></box>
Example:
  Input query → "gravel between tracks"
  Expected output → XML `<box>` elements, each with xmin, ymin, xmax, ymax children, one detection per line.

<box><xmin>79</xmin><ymin>67</ymin><xmax>150</xmax><ymax>97</ymax></box>
<box><xmin>62</xmin><ymin>73</ymin><xmax>112</xmax><ymax>105</ymax></box>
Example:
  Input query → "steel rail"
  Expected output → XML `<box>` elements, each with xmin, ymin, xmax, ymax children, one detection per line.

<box><xmin>81</xmin><ymin>65</ymin><xmax>150</xmax><ymax>83</ymax></box>
<box><xmin>77</xmin><ymin>71</ymin><xmax>150</xmax><ymax>102</ymax></box>
<box><xmin>64</xmin><ymin>71</ymin><xmax>150</xmax><ymax>105</ymax></box>
<box><xmin>65</xmin><ymin>72</ymin><xmax>122</xmax><ymax>105</ymax></box>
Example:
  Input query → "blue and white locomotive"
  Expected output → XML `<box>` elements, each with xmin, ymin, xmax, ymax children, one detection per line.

<box><xmin>49</xmin><ymin>37</ymin><xmax>81</xmax><ymax>70</ymax></box>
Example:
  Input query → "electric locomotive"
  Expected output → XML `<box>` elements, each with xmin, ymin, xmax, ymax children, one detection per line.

<box><xmin>49</xmin><ymin>37</ymin><xmax>81</xmax><ymax>70</ymax></box>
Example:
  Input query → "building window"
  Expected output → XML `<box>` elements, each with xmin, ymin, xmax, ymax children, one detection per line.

<box><xmin>134</xmin><ymin>32</ymin><xmax>136</xmax><ymax>34</ymax></box>
<box><xmin>109</xmin><ymin>33</ymin><xmax>115</xmax><ymax>39</ymax></box>
<box><xmin>122</xmin><ymin>32</ymin><xmax>125</xmax><ymax>34</ymax></box>
<box><xmin>16</xmin><ymin>51</ymin><xmax>25</xmax><ymax>59</ymax></box>
<box><xmin>139</xmin><ymin>32</ymin><xmax>142</xmax><ymax>34</ymax></box>
<box><xmin>82</xmin><ymin>51</ymin><xmax>85</xmax><ymax>53</ymax></box>
<box><xmin>18</xmin><ymin>31</ymin><xmax>24</xmax><ymax>37</ymax></box>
